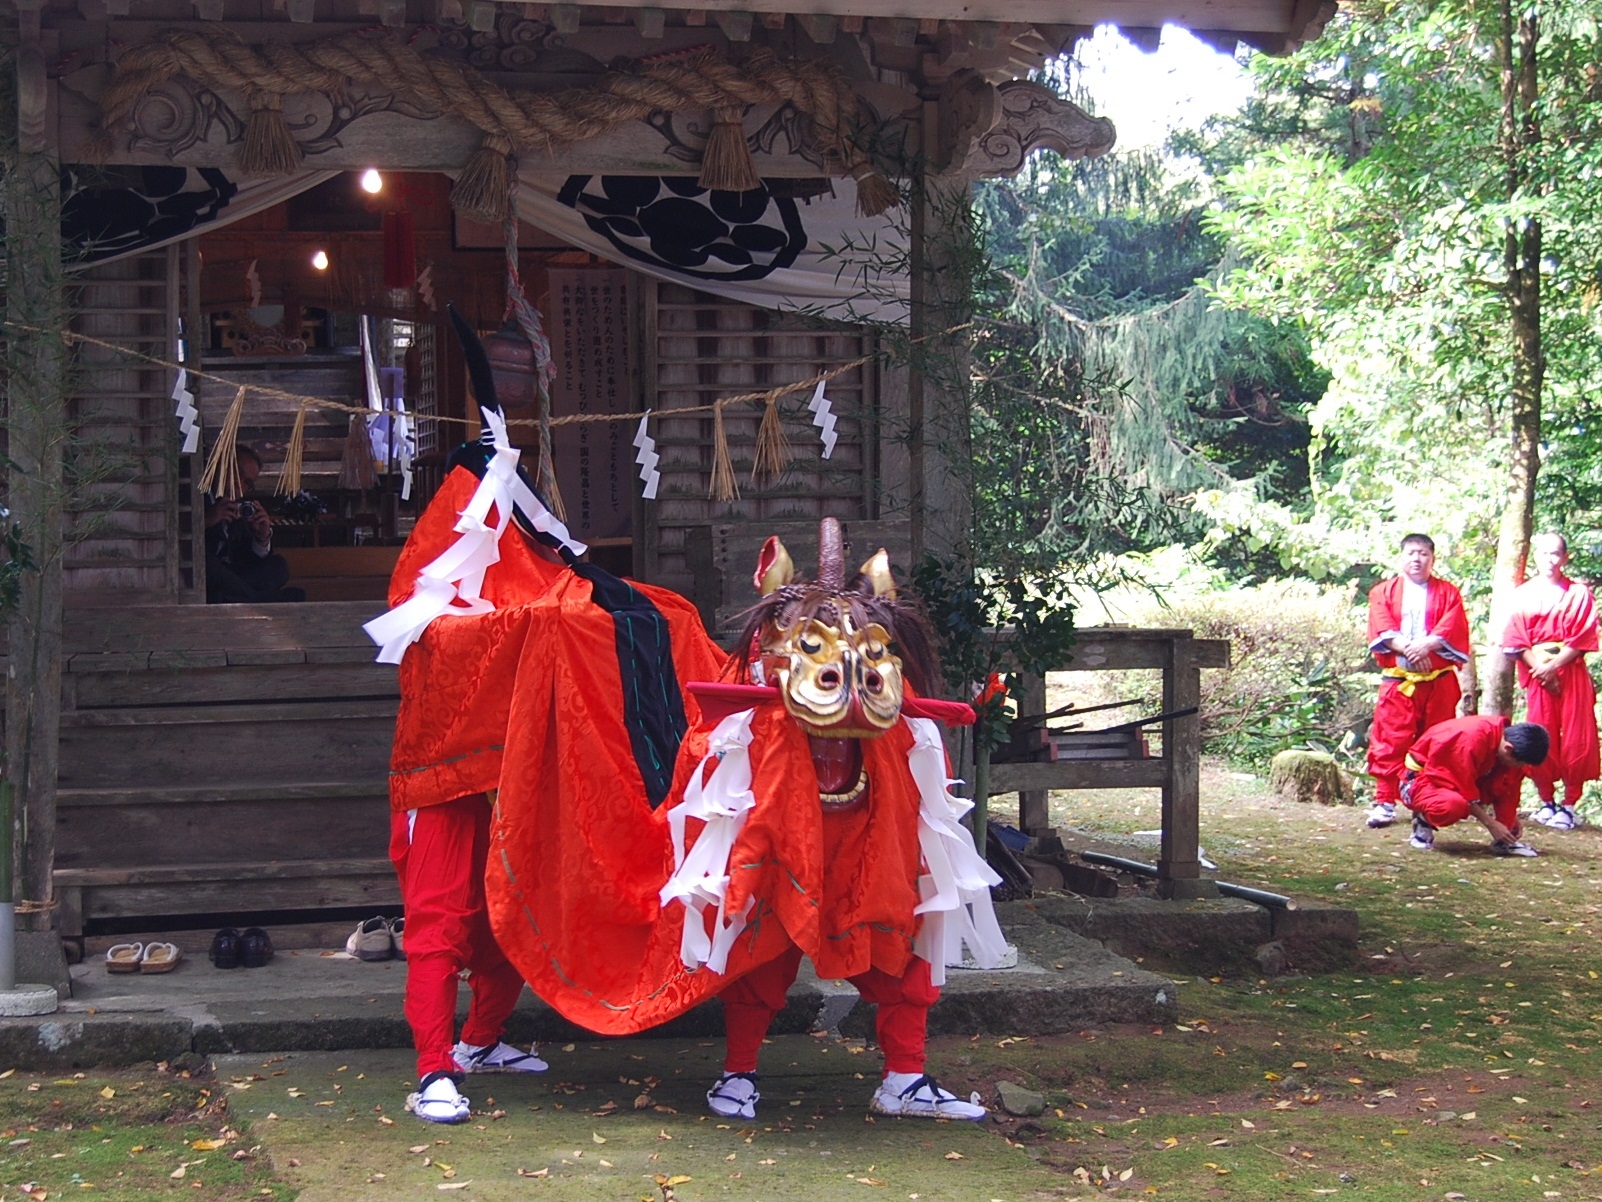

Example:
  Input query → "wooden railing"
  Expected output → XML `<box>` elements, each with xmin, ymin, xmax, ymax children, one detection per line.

<box><xmin>989</xmin><ymin>628</ymin><xmax>1230</xmax><ymax>900</ymax></box>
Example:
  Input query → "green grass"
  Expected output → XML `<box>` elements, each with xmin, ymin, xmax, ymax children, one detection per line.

<box><xmin>8</xmin><ymin>761</ymin><xmax>1602</xmax><ymax>1199</ymax></box>
<box><xmin>0</xmin><ymin>1066</ymin><xmax>293</xmax><ymax>1200</ymax></box>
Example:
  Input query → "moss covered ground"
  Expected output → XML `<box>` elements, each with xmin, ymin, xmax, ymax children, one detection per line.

<box><xmin>3</xmin><ymin>763</ymin><xmax>1602</xmax><ymax>1199</ymax></box>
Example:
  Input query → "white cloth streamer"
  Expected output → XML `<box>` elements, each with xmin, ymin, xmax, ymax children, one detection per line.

<box><xmin>633</xmin><ymin>411</ymin><xmax>661</xmax><ymax>500</ymax></box>
<box><xmin>361</xmin><ymin>409</ymin><xmax>586</xmax><ymax>663</ymax></box>
<box><xmin>905</xmin><ymin>716</ymin><xmax>1008</xmax><ymax>986</ymax></box>
<box><xmin>659</xmin><ymin>710</ymin><xmax>759</xmax><ymax>974</ymax></box>
<box><xmin>656</xmin><ymin>711</ymin><xmax>1008</xmax><ymax>984</ymax></box>
<box><xmin>171</xmin><ymin>360</ymin><xmax>199</xmax><ymax>455</ymax></box>
<box><xmin>807</xmin><ymin>378</ymin><xmax>838</xmax><ymax>460</ymax></box>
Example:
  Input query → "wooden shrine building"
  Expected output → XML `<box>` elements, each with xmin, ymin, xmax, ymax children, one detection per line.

<box><xmin>2</xmin><ymin>0</ymin><xmax>1329</xmax><ymax>946</ymax></box>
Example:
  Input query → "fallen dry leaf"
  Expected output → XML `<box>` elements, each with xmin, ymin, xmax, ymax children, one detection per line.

<box><xmin>516</xmin><ymin>1168</ymin><xmax>549</xmax><ymax>1178</ymax></box>
<box><xmin>99</xmin><ymin>1087</ymin><xmax>116</xmax><ymax>1099</ymax></box>
<box><xmin>592</xmin><ymin>1132</ymin><xmax>607</xmax><ymax>1145</ymax></box>
<box><xmin>437</xmin><ymin>1183</ymin><xmax>471</xmax><ymax>1191</ymax></box>
<box><xmin>944</xmin><ymin>1151</ymin><xmax>965</xmax><ymax>1160</ymax></box>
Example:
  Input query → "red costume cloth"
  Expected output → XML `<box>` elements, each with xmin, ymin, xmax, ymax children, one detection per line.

<box><xmin>385</xmin><ymin>466</ymin><xmax>728</xmax><ymax>1068</ymax></box>
<box><xmin>1366</xmin><ymin>575</ymin><xmax>1471</xmax><ymax>802</ymax></box>
<box><xmin>387</xmin><ymin>468</ymin><xmax>724</xmax><ymax>813</ymax></box>
<box><xmin>488</xmin><ymin>701</ymin><xmax>932</xmax><ymax>1035</ymax></box>
<box><xmin>1502</xmin><ymin>574</ymin><xmax>1600</xmax><ymax>802</ymax></box>
<box><xmin>721</xmin><ymin>946</ymin><xmax>938</xmax><ymax>1075</ymax></box>
<box><xmin>1401</xmin><ymin>715</ymin><xmax>1524</xmax><ymax>831</ymax></box>
<box><xmin>389</xmin><ymin>795</ymin><xmax>526</xmax><ymax>1078</ymax></box>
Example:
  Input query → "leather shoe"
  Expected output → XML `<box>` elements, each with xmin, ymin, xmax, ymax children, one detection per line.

<box><xmin>241</xmin><ymin>927</ymin><xmax>274</xmax><ymax>968</ymax></box>
<box><xmin>209</xmin><ymin>927</ymin><xmax>242</xmax><ymax>970</ymax></box>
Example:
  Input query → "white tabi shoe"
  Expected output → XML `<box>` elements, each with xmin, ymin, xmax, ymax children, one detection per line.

<box><xmin>1547</xmin><ymin>807</ymin><xmax>1580</xmax><ymax>831</ymax></box>
<box><xmin>1366</xmin><ymin>803</ymin><xmax>1397</xmax><ymax>829</ymax></box>
<box><xmin>406</xmin><ymin>1072</ymin><xmax>471</xmax><ymax>1124</ymax></box>
<box><xmin>870</xmin><ymin>1072</ymin><xmax>987</xmax><ymax>1121</ymax></box>
<box><xmin>1533</xmin><ymin>802</ymin><xmax>1560</xmax><ymax>827</ymax></box>
<box><xmin>706</xmin><ymin>1071</ymin><xmax>761</xmax><ymax>1120</ymax></box>
<box><xmin>453</xmin><ymin>1041</ymin><xmax>549</xmax><ymax>1073</ymax></box>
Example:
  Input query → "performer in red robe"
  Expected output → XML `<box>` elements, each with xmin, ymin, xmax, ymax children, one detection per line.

<box><xmin>1400</xmin><ymin>715</ymin><xmax>1548</xmax><ymax>856</ymax></box>
<box><xmin>1365</xmin><ymin>534</ymin><xmax>1471</xmax><ymax>829</ymax></box>
<box><xmin>366</xmin><ymin>307</ymin><xmax>727</xmax><ymax>1124</ymax></box>
<box><xmin>1502</xmin><ymin>533</ymin><xmax>1600</xmax><ymax>830</ymax></box>
<box><xmin>486</xmin><ymin>520</ymin><xmax>1007</xmax><ymax>1122</ymax></box>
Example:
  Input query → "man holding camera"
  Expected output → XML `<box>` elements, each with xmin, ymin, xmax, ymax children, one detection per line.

<box><xmin>205</xmin><ymin>444</ymin><xmax>305</xmax><ymax>604</ymax></box>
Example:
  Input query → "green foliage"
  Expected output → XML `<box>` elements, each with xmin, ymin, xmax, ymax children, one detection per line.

<box><xmin>1200</xmin><ymin>0</ymin><xmax>1602</xmax><ymax>582</ymax></box>
<box><xmin>910</xmin><ymin>554</ymin><xmax>1078</xmax><ymax>751</ymax></box>
<box><xmin>1123</xmin><ymin>578</ymin><xmax>1372</xmax><ymax>766</ymax></box>
<box><xmin>0</xmin><ymin>518</ymin><xmax>36</xmax><ymax>615</ymax></box>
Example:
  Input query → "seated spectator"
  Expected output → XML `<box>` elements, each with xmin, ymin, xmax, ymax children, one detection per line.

<box><xmin>205</xmin><ymin>445</ymin><xmax>305</xmax><ymax>604</ymax></box>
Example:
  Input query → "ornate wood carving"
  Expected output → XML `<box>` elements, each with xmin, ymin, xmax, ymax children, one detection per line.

<box><xmin>952</xmin><ymin>79</ymin><xmax>1115</xmax><ymax>177</ymax></box>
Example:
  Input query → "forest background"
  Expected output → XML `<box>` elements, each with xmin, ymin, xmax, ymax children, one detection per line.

<box><xmin>960</xmin><ymin>0</ymin><xmax>1602</xmax><ymax>792</ymax></box>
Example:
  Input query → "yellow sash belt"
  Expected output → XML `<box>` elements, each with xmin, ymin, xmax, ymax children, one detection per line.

<box><xmin>1381</xmin><ymin>665</ymin><xmax>1454</xmax><ymax>697</ymax></box>
<box><xmin>1530</xmin><ymin>641</ymin><xmax>1566</xmax><ymax>667</ymax></box>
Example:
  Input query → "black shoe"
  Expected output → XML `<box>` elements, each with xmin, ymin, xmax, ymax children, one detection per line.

<box><xmin>241</xmin><ymin>927</ymin><xmax>274</xmax><ymax>968</ymax></box>
<box><xmin>209</xmin><ymin>927</ymin><xmax>243</xmax><ymax>969</ymax></box>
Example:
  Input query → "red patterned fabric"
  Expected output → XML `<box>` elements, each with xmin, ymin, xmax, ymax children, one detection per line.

<box><xmin>487</xmin><ymin>701</ymin><xmax>929</xmax><ymax>1035</ymax></box>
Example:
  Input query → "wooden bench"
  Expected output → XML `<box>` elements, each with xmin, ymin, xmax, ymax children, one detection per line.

<box><xmin>55</xmin><ymin>601</ymin><xmax>399</xmax><ymax>937</ymax></box>
<box><xmin>989</xmin><ymin>628</ymin><xmax>1231</xmax><ymax>900</ymax></box>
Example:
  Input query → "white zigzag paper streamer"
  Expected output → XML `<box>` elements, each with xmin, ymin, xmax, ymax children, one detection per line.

<box><xmin>633</xmin><ymin>411</ymin><xmax>660</xmax><ymax>500</ymax></box>
<box><xmin>246</xmin><ymin>259</ymin><xmax>262</xmax><ymax>309</ymax></box>
<box><xmin>807</xmin><ymin>378</ymin><xmax>838</xmax><ymax>460</ymax></box>
<box><xmin>171</xmin><ymin>344</ymin><xmax>199</xmax><ymax>455</ymax></box>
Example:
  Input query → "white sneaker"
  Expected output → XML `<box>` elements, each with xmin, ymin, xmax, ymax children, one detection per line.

<box><xmin>406</xmin><ymin>1072</ymin><xmax>471</xmax><ymax>1124</ymax></box>
<box><xmin>869</xmin><ymin>1072</ymin><xmax>986</xmax><ymax>1120</ymax></box>
<box><xmin>453</xmin><ymin>1041</ymin><xmax>548</xmax><ymax>1073</ymax></box>
<box><xmin>1492</xmin><ymin>839</ymin><xmax>1539</xmax><ymax>858</ymax></box>
<box><xmin>1533</xmin><ymin>802</ymin><xmax>1560</xmax><ymax>826</ymax></box>
<box><xmin>1366</xmin><ymin>803</ymin><xmax>1397</xmax><ymax>829</ymax></box>
<box><xmin>706</xmin><ymin>1071</ymin><xmax>760</xmax><ymax>1120</ymax></box>
<box><xmin>1547</xmin><ymin>807</ymin><xmax>1580</xmax><ymax>831</ymax></box>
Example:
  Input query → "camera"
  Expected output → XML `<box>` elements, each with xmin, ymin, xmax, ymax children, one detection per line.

<box><xmin>240</xmin><ymin>501</ymin><xmax>258</xmax><ymax>518</ymax></box>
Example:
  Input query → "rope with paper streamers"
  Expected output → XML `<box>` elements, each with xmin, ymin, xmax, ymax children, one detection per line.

<box><xmin>15</xmin><ymin>319</ymin><xmax>968</xmax><ymax>503</ymax></box>
<box><xmin>97</xmin><ymin>30</ymin><xmax>901</xmax><ymax>221</ymax></box>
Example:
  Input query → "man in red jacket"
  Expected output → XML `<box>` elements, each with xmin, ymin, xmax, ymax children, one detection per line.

<box><xmin>1365</xmin><ymin>534</ymin><xmax>1472</xmax><ymax>829</ymax></box>
<box><xmin>1402</xmin><ymin>715</ymin><xmax>1549</xmax><ymax>856</ymax></box>
<box><xmin>1502</xmin><ymin>533</ymin><xmax>1600</xmax><ymax>831</ymax></box>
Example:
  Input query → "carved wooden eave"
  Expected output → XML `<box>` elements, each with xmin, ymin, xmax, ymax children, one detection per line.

<box><xmin>32</xmin><ymin>0</ymin><xmax>1334</xmax><ymax>194</ymax></box>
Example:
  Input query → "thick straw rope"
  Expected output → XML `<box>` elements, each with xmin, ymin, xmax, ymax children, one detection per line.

<box><xmin>97</xmin><ymin>30</ymin><xmax>900</xmax><ymax>218</ymax></box>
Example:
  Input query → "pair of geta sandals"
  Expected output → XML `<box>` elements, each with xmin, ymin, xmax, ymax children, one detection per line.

<box><xmin>105</xmin><ymin>942</ymin><xmax>182</xmax><ymax>974</ymax></box>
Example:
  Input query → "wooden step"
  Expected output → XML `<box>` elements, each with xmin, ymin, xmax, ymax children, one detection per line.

<box><xmin>60</xmin><ymin>698</ymin><xmax>398</xmax><ymax>728</ymax></box>
<box><xmin>57</xmin><ymin>780</ymin><xmax>386</xmax><ymax>807</ymax></box>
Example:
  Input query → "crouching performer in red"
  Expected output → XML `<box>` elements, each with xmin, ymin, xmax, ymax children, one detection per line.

<box><xmin>485</xmin><ymin>519</ymin><xmax>1008</xmax><ymax>1124</ymax></box>
<box><xmin>1365</xmin><ymin>534</ymin><xmax>1471</xmax><ymax>829</ymax></box>
<box><xmin>1401</xmin><ymin>715</ymin><xmax>1550</xmax><ymax>857</ymax></box>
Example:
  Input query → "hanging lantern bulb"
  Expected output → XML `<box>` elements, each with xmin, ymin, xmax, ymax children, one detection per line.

<box><xmin>310</xmin><ymin>249</ymin><xmax>330</xmax><ymax>271</ymax></box>
<box><xmin>360</xmin><ymin>168</ymin><xmax>383</xmax><ymax>194</ymax></box>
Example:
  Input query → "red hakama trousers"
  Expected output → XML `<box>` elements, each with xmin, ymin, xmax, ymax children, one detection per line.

<box><xmin>390</xmin><ymin>794</ymin><xmax>526</xmax><ymax>1078</ymax></box>
<box><xmin>720</xmin><ymin>945</ymin><xmax>939</xmax><ymax>1075</ymax></box>
<box><xmin>1368</xmin><ymin>674</ymin><xmax>1460</xmax><ymax>803</ymax></box>
<box><xmin>1524</xmin><ymin>661</ymin><xmax>1600</xmax><ymax>804</ymax></box>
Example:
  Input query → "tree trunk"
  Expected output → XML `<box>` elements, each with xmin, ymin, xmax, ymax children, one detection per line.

<box><xmin>3</xmin><ymin>23</ymin><xmax>66</xmax><ymax>932</ymax></box>
<box><xmin>1481</xmin><ymin>0</ymin><xmax>1543</xmax><ymax>719</ymax></box>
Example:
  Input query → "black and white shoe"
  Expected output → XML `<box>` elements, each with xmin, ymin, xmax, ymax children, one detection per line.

<box><xmin>706</xmin><ymin>1071</ymin><xmax>760</xmax><ymax>1120</ymax></box>
<box><xmin>869</xmin><ymin>1073</ymin><xmax>986</xmax><ymax>1120</ymax></box>
<box><xmin>406</xmin><ymin>1071</ymin><xmax>471</xmax><ymax>1124</ymax></box>
<box><xmin>452</xmin><ymin>1041</ymin><xmax>548</xmax><ymax>1073</ymax></box>
<box><xmin>1408</xmin><ymin>814</ymin><xmax>1435</xmax><ymax>851</ymax></box>
<box><xmin>1366</xmin><ymin>803</ymin><xmax>1397</xmax><ymax>829</ymax></box>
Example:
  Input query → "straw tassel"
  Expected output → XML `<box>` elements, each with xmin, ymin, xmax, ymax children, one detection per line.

<box><xmin>750</xmin><ymin>395</ymin><xmax>792</xmax><ymax>486</ymax></box>
<box><xmin>339</xmin><ymin>413</ymin><xmax>378</xmax><ymax>490</ymax></box>
<box><xmin>849</xmin><ymin>160</ymin><xmax>901</xmax><ymax>217</ymax></box>
<box><xmin>708</xmin><ymin>402</ymin><xmax>740</xmax><ymax>502</ymax></box>
<box><xmin>698</xmin><ymin>107</ymin><xmax>761</xmax><ymax>193</ymax></box>
<box><xmin>199</xmin><ymin>386</ymin><xmax>248</xmax><ymax>498</ymax></box>
<box><xmin>537</xmin><ymin>428</ymin><xmax>569</xmax><ymax>524</ymax></box>
<box><xmin>240</xmin><ymin>92</ymin><xmax>303</xmax><ymax>176</ymax></box>
<box><xmin>275</xmin><ymin>401</ymin><xmax>309</xmax><ymax>496</ymax></box>
<box><xmin>451</xmin><ymin>133</ymin><xmax>514</xmax><ymax>223</ymax></box>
